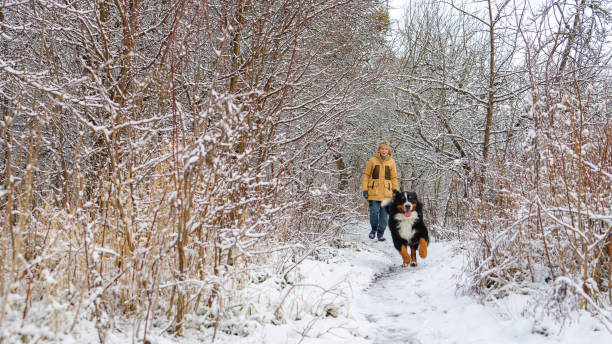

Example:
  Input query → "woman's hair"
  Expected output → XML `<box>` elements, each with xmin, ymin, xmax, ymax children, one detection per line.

<box><xmin>378</xmin><ymin>140</ymin><xmax>390</xmax><ymax>149</ymax></box>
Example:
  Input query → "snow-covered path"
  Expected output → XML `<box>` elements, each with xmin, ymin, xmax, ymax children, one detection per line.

<box><xmin>352</xmin><ymin>230</ymin><xmax>515</xmax><ymax>344</ymax></box>
<box><xmin>351</xmin><ymin>225</ymin><xmax>611</xmax><ymax>344</ymax></box>
<box><xmin>356</xmin><ymin>240</ymin><xmax>465</xmax><ymax>344</ymax></box>
<box><xmin>355</xmin><ymin>238</ymin><xmax>529</xmax><ymax>344</ymax></box>
<box><xmin>221</xmin><ymin>223</ymin><xmax>612</xmax><ymax>344</ymax></box>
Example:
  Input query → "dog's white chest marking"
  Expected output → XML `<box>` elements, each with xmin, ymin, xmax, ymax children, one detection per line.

<box><xmin>395</xmin><ymin>212</ymin><xmax>418</xmax><ymax>241</ymax></box>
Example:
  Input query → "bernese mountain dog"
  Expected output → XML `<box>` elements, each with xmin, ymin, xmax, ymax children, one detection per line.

<box><xmin>382</xmin><ymin>190</ymin><xmax>429</xmax><ymax>267</ymax></box>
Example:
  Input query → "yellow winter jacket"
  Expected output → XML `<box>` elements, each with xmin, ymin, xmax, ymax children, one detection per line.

<box><xmin>361</xmin><ymin>153</ymin><xmax>399</xmax><ymax>201</ymax></box>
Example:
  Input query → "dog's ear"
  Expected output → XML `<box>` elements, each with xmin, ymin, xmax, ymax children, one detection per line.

<box><xmin>393</xmin><ymin>189</ymin><xmax>401</xmax><ymax>197</ymax></box>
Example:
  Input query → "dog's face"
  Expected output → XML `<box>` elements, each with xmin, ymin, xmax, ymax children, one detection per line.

<box><xmin>392</xmin><ymin>190</ymin><xmax>419</xmax><ymax>217</ymax></box>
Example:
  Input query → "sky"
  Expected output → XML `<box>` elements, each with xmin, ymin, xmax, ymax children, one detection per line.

<box><xmin>388</xmin><ymin>0</ymin><xmax>407</xmax><ymax>25</ymax></box>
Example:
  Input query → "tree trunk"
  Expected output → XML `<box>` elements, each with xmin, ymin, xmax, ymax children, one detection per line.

<box><xmin>334</xmin><ymin>153</ymin><xmax>349</xmax><ymax>191</ymax></box>
<box><xmin>482</xmin><ymin>0</ymin><xmax>495</xmax><ymax>163</ymax></box>
<box><xmin>558</xmin><ymin>0</ymin><xmax>586</xmax><ymax>79</ymax></box>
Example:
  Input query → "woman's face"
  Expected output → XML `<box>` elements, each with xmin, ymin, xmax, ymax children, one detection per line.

<box><xmin>379</xmin><ymin>145</ymin><xmax>389</xmax><ymax>157</ymax></box>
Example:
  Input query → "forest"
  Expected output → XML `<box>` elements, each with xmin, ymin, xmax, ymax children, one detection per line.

<box><xmin>0</xmin><ymin>0</ymin><xmax>610</xmax><ymax>342</ymax></box>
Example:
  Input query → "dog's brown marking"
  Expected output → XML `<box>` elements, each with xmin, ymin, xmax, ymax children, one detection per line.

<box><xmin>400</xmin><ymin>244</ymin><xmax>411</xmax><ymax>266</ymax></box>
<box><xmin>410</xmin><ymin>246</ymin><xmax>417</xmax><ymax>267</ymax></box>
<box><xmin>396</xmin><ymin>204</ymin><xmax>404</xmax><ymax>213</ymax></box>
<box><xmin>419</xmin><ymin>238</ymin><xmax>428</xmax><ymax>258</ymax></box>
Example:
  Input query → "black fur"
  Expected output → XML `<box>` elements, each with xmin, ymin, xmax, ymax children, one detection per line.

<box><xmin>382</xmin><ymin>190</ymin><xmax>430</xmax><ymax>265</ymax></box>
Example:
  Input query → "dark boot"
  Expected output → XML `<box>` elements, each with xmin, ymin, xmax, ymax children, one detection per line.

<box><xmin>377</xmin><ymin>228</ymin><xmax>386</xmax><ymax>241</ymax></box>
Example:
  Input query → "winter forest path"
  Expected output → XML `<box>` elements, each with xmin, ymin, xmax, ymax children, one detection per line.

<box><xmin>355</xmin><ymin>236</ymin><xmax>464</xmax><ymax>344</ymax></box>
<box><xmin>347</xmin><ymin>222</ymin><xmax>591</xmax><ymax>344</ymax></box>
<box><xmin>352</xmin><ymin>226</ymin><xmax>496</xmax><ymax>344</ymax></box>
<box><xmin>238</xmin><ymin>223</ymin><xmax>610</xmax><ymax>344</ymax></box>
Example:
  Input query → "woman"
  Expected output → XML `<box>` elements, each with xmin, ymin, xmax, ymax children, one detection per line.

<box><xmin>361</xmin><ymin>141</ymin><xmax>398</xmax><ymax>241</ymax></box>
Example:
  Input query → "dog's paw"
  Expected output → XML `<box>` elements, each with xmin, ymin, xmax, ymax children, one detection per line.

<box><xmin>410</xmin><ymin>261</ymin><xmax>417</xmax><ymax>267</ymax></box>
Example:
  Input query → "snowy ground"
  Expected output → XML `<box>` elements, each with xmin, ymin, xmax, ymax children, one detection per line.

<box><xmin>15</xmin><ymin>222</ymin><xmax>610</xmax><ymax>343</ymax></box>
<box><xmin>216</xmin><ymin>222</ymin><xmax>612</xmax><ymax>344</ymax></box>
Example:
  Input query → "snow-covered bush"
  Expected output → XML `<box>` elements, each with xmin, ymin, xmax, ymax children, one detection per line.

<box><xmin>0</xmin><ymin>0</ymin><xmax>388</xmax><ymax>342</ymax></box>
<box><xmin>386</xmin><ymin>0</ymin><xmax>611</xmax><ymax>331</ymax></box>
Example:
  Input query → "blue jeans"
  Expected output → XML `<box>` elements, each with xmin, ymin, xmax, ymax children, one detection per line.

<box><xmin>368</xmin><ymin>201</ymin><xmax>387</xmax><ymax>238</ymax></box>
